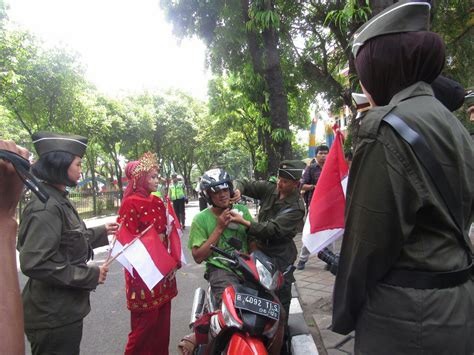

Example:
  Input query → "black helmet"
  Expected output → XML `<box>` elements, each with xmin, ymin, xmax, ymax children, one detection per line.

<box><xmin>200</xmin><ymin>168</ymin><xmax>234</xmax><ymax>205</ymax></box>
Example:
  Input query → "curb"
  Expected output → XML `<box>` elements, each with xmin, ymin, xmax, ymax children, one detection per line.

<box><xmin>289</xmin><ymin>282</ymin><xmax>319</xmax><ymax>355</ymax></box>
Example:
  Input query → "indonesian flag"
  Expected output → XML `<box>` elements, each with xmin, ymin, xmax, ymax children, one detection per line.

<box><xmin>116</xmin><ymin>226</ymin><xmax>177</xmax><ymax>290</ymax></box>
<box><xmin>302</xmin><ymin>127</ymin><xmax>349</xmax><ymax>254</ymax></box>
<box><xmin>164</xmin><ymin>196</ymin><xmax>187</xmax><ymax>265</ymax></box>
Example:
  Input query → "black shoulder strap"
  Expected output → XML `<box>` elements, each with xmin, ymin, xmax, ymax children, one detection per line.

<box><xmin>382</xmin><ymin>113</ymin><xmax>471</xmax><ymax>256</ymax></box>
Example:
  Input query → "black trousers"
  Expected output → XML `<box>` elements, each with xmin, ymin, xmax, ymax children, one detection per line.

<box><xmin>198</xmin><ymin>196</ymin><xmax>208</xmax><ymax>211</ymax></box>
<box><xmin>26</xmin><ymin>319</ymin><xmax>83</xmax><ymax>355</ymax></box>
<box><xmin>172</xmin><ymin>198</ymin><xmax>186</xmax><ymax>227</ymax></box>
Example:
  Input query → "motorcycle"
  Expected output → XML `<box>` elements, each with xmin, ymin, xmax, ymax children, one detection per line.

<box><xmin>188</xmin><ymin>242</ymin><xmax>286</xmax><ymax>355</ymax></box>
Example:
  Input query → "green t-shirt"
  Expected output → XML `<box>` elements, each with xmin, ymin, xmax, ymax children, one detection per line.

<box><xmin>188</xmin><ymin>204</ymin><xmax>253</xmax><ymax>272</ymax></box>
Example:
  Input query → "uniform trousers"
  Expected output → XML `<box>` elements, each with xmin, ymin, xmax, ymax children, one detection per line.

<box><xmin>172</xmin><ymin>198</ymin><xmax>186</xmax><ymax>227</ymax></box>
<box><xmin>26</xmin><ymin>319</ymin><xmax>83</xmax><ymax>355</ymax></box>
<box><xmin>125</xmin><ymin>301</ymin><xmax>172</xmax><ymax>355</ymax></box>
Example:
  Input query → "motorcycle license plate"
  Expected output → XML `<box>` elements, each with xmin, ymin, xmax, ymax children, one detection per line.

<box><xmin>234</xmin><ymin>293</ymin><xmax>280</xmax><ymax>321</ymax></box>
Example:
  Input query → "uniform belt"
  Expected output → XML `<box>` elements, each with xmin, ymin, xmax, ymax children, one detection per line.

<box><xmin>382</xmin><ymin>263</ymin><xmax>474</xmax><ymax>289</ymax></box>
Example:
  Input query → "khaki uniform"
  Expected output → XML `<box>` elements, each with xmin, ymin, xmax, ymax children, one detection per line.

<box><xmin>17</xmin><ymin>183</ymin><xmax>108</xmax><ymax>352</ymax></box>
<box><xmin>333</xmin><ymin>82</ymin><xmax>474</xmax><ymax>354</ymax></box>
<box><xmin>235</xmin><ymin>179</ymin><xmax>305</xmax><ymax>309</ymax></box>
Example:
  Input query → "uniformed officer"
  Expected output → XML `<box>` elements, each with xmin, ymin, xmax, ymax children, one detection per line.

<box><xmin>230</xmin><ymin>160</ymin><xmax>306</xmax><ymax>353</ymax></box>
<box><xmin>168</xmin><ymin>173</ymin><xmax>187</xmax><ymax>228</ymax></box>
<box><xmin>17</xmin><ymin>132</ymin><xmax>118</xmax><ymax>355</ymax></box>
<box><xmin>333</xmin><ymin>1</ymin><xmax>474</xmax><ymax>354</ymax></box>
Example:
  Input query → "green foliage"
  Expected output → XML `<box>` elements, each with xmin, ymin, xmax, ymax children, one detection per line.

<box><xmin>247</xmin><ymin>9</ymin><xmax>280</xmax><ymax>31</ymax></box>
<box><xmin>271</xmin><ymin>128</ymin><xmax>292</xmax><ymax>143</ymax></box>
<box><xmin>431</xmin><ymin>0</ymin><xmax>473</xmax><ymax>88</ymax></box>
<box><xmin>325</xmin><ymin>0</ymin><xmax>370</xmax><ymax>30</ymax></box>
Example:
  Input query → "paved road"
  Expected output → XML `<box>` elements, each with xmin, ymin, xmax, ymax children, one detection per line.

<box><xmin>19</xmin><ymin>201</ymin><xmax>207</xmax><ymax>355</ymax></box>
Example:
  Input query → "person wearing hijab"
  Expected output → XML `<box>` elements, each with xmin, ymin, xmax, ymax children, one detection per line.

<box><xmin>332</xmin><ymin>1</ymin><xmax>474</xmax><ymax>354</ymax></box>
<box><xmin>118</xmin><ymin>152</ymin><xmax>180</xmax><ymax>355</ymax></box>
<box><xmin>17</xmin><ymin>132</ymin><xmax>118</xmax><ymax>355</ymax></box>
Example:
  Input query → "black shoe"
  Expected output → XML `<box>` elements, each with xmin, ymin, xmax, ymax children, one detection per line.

<box><xmin>296</xmin><ymin>260</ymin><xmax>306</xmax><ymax>270</ymax></box>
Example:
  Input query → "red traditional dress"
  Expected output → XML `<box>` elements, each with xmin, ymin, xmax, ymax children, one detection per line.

<box><xmin>118</xmin><ymin>193</ymin><xmax>178</xmax><ymax>355</ymax></box>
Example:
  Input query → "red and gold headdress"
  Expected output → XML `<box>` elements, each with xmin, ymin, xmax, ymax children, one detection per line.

<box><xmin>132</xmin><ymin>152</ymin><xmax>159</xmax><ymax>179</ymax></box>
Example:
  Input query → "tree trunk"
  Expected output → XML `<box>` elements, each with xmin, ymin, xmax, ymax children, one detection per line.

<box><xmin>240</xmin><ymin>0</ymin><xmax>292</xmax><ymax>175</ymax></box>
<box><xmin>261</xmin><ymin>0</ymin><xmax>292</xmax><ymax>164</ymax></box>
<box><xmin>86</xmin><ymin>153</ymin><xmax>98</xmax><ymax>216</ymax></box>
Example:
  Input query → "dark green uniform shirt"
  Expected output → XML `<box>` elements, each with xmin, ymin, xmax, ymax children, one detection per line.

<box><xmin>17</xmin><ymin>183</ymin><xmax>109</xmax><ymax>330</ymax></box>
<box><xmin>234</xmin><ymin>179</ymin><xmax>305</xmax><ymax>273</ymax></box>
<box><xmin>332</xmin><ymin>82</ymin><xmax>474</xmax><ymax>353</ymax></box>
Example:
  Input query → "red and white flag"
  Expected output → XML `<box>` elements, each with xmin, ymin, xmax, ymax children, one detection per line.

<box><xmin>115</xmin><ymin>226</ymin><xmax>177</xmax><ymax>290</ymax></box>
<box><xmin>302</xmin><ymin>127</ymin><xmax>349</xmax><ymax>254</ymax></box>
<box><xmin>164</xmin><ymin>196</ymin><xmax>187</xmax><ymax>266</ymax></box>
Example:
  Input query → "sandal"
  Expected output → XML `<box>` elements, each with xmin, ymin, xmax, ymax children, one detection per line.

<box><xmin>177</xmin><ymin>333</ymin><xmax>196</xmax><ymax>355</ymax></box>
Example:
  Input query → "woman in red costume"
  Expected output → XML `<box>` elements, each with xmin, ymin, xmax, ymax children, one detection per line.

<box><xmin>118</xmin><ymin>152</ymin><xmax>179</xmax><ymax>355</ymax></box>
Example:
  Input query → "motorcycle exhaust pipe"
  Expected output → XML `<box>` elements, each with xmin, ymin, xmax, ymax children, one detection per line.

<box><xmin>189</xmin><ymin>287</ymin><xmax>206</xmax><ymax>329</ymax></box>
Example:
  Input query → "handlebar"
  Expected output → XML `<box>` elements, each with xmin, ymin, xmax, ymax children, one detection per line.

<box><xmin>210</xmin><ymin>244</ymin><xmax>235</xmax><ymax>260</ymax></box>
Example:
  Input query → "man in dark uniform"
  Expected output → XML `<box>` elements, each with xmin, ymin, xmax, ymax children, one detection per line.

<box><xmin>17</xmin><ymin>132</ymin><xmax>118</xmax><ymax>355</ymax></box>
<box><xmin>230</xmin><ymin>160</ymin><xmax>306</xmax><ymax>353</ymax></box>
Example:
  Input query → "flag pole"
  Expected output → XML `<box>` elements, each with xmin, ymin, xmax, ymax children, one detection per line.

<box><xmin>102</xmin><ymin>224</ymin><xmax>153</xmax><ymax>268</ymax></box>
<box><xmin>104</xmin><ymin>222</ymin><xmax>122</xmax><ymax>264</ymax></box>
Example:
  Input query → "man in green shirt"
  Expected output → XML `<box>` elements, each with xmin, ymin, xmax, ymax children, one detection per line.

<box><xmin>188</xmin><ymin>168</ymin><xmax>253</xmax><ymax>306</ymax></box>
<box><xmin>230</xmin><ymin>160</ymin><xmax>306</xmax><ymax>353</ymax></box>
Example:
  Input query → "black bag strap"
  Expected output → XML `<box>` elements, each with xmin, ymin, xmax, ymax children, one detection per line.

<box><xmin>382</xmin><ymin>113</ymin><xmax>471</xmax><ymax>257</ymax></box>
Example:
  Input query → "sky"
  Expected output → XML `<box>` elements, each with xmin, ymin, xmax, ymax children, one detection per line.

<box><xmin>6</xmin><ymin>0</ymin><xmax>211</xmax><ymax>99</ymax></box>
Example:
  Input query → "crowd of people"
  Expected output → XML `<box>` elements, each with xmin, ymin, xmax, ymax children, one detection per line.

<box><xmin>1</xmin><ymin>1</ymin><xmax>473</xmax><ymax>355</ymax></box>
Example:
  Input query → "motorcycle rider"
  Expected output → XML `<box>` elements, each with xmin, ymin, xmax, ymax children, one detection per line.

<box><xmin>188</xmin><ymin>168</ymin><xmax>253</xmax><ymax>307</ymax></box>
<box><xmin>178</xmin><ymin>169</ymin><xmax>253</xmax><ymax>354</ymax></box>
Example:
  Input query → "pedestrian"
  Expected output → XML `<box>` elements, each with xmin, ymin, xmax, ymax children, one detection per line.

<box><xmin>195</xmin><ymin>177</ymin><xmax>208</xmax><ymax>211</ymax></box>
<box><xmin>332</xmin><ymin>1</ymin><xmax>474</xmax><ymax>354</ymax></box>
<box><xmin>296</xmin><ymin>145</ymin><xmax>329</xmax><ymax>270</ymax></box>
<box><xmin>17</xmin><ymin>132</ymin><xmax>118</xmax><ymax>355</ymax></box>
<box><xmin>230</xmin><ymin>160</ymin><xmax>306</xmax><ymax>354</ymax></box>
<box><xmin>168</xmin><ymin>173</ymin><xmax>187</xmax><ymax>228</ymax></box>
<box><xmin>0</xmin><ymin>140</ymin><xmax>30</xmax><ymax>355</ymax></box>
<box><xmin>118</xmin><ymin>152</ymin><xmax>179</xmax><ymax>355</ymax></box>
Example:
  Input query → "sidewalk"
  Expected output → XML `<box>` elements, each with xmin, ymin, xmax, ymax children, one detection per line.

<box><xmin>293</xmin><ymin>233</ymin><xmax>354</xmax><ymax>355</ymax></box>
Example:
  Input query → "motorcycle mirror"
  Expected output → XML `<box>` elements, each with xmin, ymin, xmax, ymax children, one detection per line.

<box><xmin>228</xmin><ymin>237</ymin><xmax>243</xmax><ymax>251</ymax></box>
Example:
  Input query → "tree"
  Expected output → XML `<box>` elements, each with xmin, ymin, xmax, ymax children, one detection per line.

<box><xmin>160</xmin><ymin>0</ymin><xmax>304</xmax><ymax>174</ymax></box>
<box><xmin>154</xmin><ymin>90</ymin><xmax>203</xmax><ymax>186</ymax></box>
<box><xmin>0</xmin><ymin>30</ymin><xmax>89</xmax><ymax>135</ymax></box>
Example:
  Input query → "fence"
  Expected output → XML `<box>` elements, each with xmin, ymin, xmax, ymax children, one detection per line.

<box><xmin>17</xmin><ymin>190</ymin><xmax>122</xmax><ymax>220</ymax></box>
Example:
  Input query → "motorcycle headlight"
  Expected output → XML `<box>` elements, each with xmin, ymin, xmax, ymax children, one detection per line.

<box><xmin>221</xmin><ymin>299</ymin><xmax>243</xmax><ymax>329</ymax></box>
<box><xmin>256</xmin><ymin>259</ymin><xmax>279</xmax><ymax>291</ymax></box>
